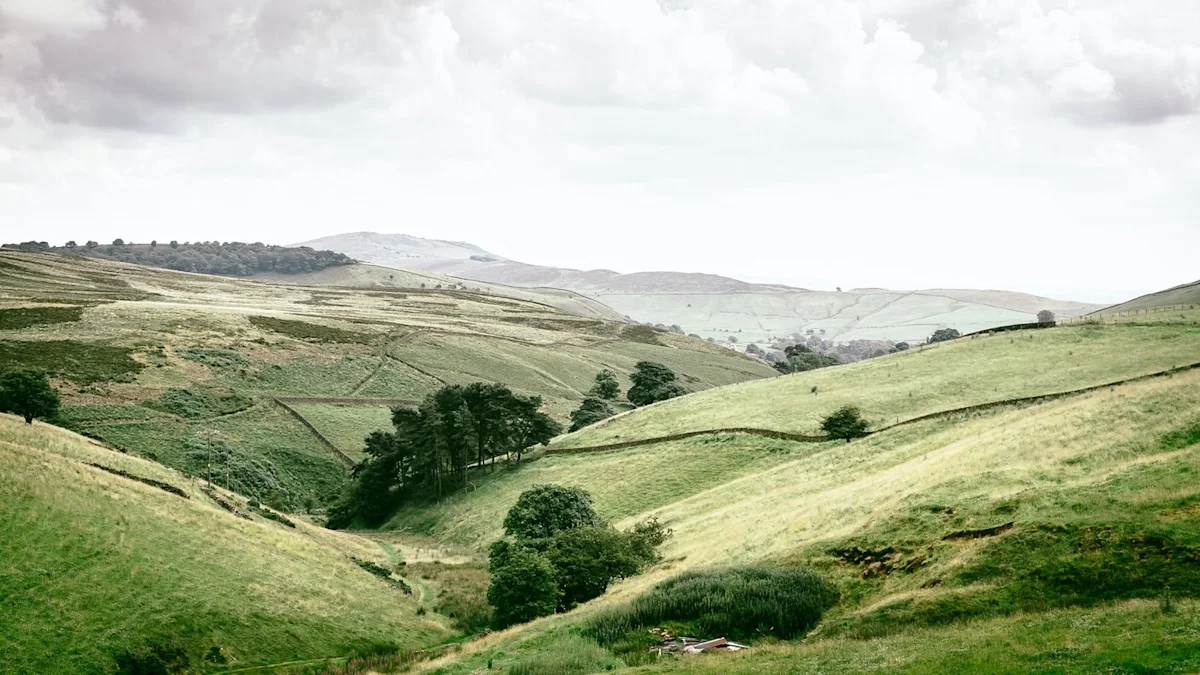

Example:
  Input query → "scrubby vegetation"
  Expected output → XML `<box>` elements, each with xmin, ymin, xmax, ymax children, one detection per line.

<box><xmin>927</xmin><ymin>327</ymin><xmax>961</xmax><ymax>343</ymax></box>
<box><xmin>0</xmin><ymin>340</ymin><xmax>142</xmax><ymax>384</ymax></box>
<box><xmin>142</xmin><ymin>388</ymin><xmax>251</xmax><ymax>420</ymax></box>
<box><xmin>585</xmin><ymin>566</ymin><xmax>834</xmax><ymax>645</ymax></box>
<box><xmin>772</xmin><ymin>343</ymin><xmax>842</xmax><ymax>374</ymax></box>
<box><xmin>248</xmin><ymin>315</ymin><xmax>375</xmax><ymax>344</ymax></box>
<box><xmin>176</xmin><ymin>347</ymin><xmax>247</xmax><ymax>368</ymax></box>
<box><xmin>820</xmin><ymin>405</ymin><xmax>870</xmax><ymax>441</ymax></box>
<box><xmin>569</xmin><ymin>396</ymin><xmax>615</xmax><ymax>431</ymax></box>
<box><xmin>3</xmin><ymin>239</ymin><xmax>353</xmax><ymax>276</ymax></box>
<box><xmin>0</xmin><ymin>306</ymin><xmax>83</xmax><ymax>331</ymax></box>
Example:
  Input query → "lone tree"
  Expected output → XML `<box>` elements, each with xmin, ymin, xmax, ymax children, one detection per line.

<box><xmin>821</xmin><ymin>406</ymin><xmax>869</xmax><ymax>441</ymax></box>
<box><xmin>569</xmin><ymin>397</ymin><xmax>615</xmax><ymax>432</ymax></box>
<box><xmin>590</xmin><ymin>369</ymin><xmax>621</xmax><ymax>400</ymax></box>
<box><xmin>927</xmin><ymin>328</ymin><xmax>961</xmax><ymax>344</ymax></box>
<box><xmin>486</xmin><ymin>541</ymin><xmax>561</xmax><ymax>627</ymax></box>
<box><xmin>0</xmin><ymin>369</ymin><xmax>61</xmax><ymax>424</ymax></box>
<box><xmin>627</xmin><ymin>361</ymin><xmax>686</xmax><ymax>407</ymax></box>
<box><xmin>1037</xmin><ymin>310</ymin><xmax>1056</xmax><ymax>324</ymax></box>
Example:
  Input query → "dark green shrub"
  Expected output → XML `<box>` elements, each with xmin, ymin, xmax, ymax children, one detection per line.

<box><xmin>503</xmin><ymin>484</ymin><xmax>602</xmax><ymax>540</ymax></box>
<box><xmin>585</xmin><ymin>565</ymin><xmax>834</xmax><ymax>644</ymax></box>
<box><xmin>487</xmin><ymin>541</ymin><xmax>560</xmax><ymax>627</ymax></box>
<box><xmin>821</xmin><ymin>405</ymin><xmax>870</xmax><ymax>440</ymax></box>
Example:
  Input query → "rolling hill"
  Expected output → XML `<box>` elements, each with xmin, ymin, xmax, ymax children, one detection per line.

<box><xmin>370</xmin><ymin>306</ymin><xmax>1200</xmax><ymax>673</ymax></box>
<box><xmin>0</xmin><ymin>250</ymin><xmax>773</xmax><ymax>510</ymax></box>
<box><xmin>294</xmin><ymin>232</ymin><xmax>1103</xmax><ymax>346</ymax></box>
<box><xmin>1095</xmin><ymin>278</ymin><xmax>1200</xmax><ymax>315</ymax></box>
<box><xmin>0</xmin><ymin>413</ymin><xmax>453</xmax><ymax>674</ymax></box>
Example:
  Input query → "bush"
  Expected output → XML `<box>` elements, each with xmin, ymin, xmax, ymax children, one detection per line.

<box><xmin>585</xmin><ymin>566</ymin><xmax>833</xmax><ymax>645</ymax></box>
<box><xmin>487</xmin><ymin>541</ymin><xmax>561</xmax><ymax>628</ymax></box>
<box><xmin>1037</xmin><ymin>310</ymin><xmax>1056</xmax><ymax>324</ymax></box>
<box><xmin>503</xmin><ymin>485</ymin><xmax>602</xmax><ymax>540</ymax></box>
<box><xmin>927</xmin><ymin>328</ymin><xmax>961</xmax><ymax>344</ymax></box>
<box><xmin>821</xmin><ymin>405</ymin><xmax>870</xmax><ymax>441</ymax></box>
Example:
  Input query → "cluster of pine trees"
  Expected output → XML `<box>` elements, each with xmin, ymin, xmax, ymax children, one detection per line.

<box><xmin>327</xmin><ymin>383</ymin><xmax>561</xmax><ymax>527</ymax></box>
<box><xmin>2</xmin><ymin>240</ymin><xmax>352</xmax><ymax>276</ymax></box>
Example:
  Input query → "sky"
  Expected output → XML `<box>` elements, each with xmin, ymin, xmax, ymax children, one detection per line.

<box><xmin>1</xmin><ymin>0</ymin><xmax>1198</xmax><ymax>303</ymax></box>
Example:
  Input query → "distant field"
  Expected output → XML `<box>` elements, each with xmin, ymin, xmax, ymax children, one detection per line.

<box><xmin>1095</xmin><ymin>279</ymin><xmax>1200</xmax><ymax>315</ymax></box>
<box><xmin>0</xmin><ymin>250</ymin><xmax>774</xmax><ymax>507</ymax></box>
<box><xmin>0</xmin><ymin>414</ymin><xmax>452</xmax><ymax>674</ymax></box>
<box><xmin>554</xmin><ymin>309</ymin><xmax>1200</xmax><ymax>449</ymax></box>
<box><xmin>289</xmin><ymin>403</ymin><xmax>396</xmax><ymax>460</ymax></box>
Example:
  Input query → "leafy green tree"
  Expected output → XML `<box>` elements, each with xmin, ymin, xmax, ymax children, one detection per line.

<box><xmin>590</xmin><ymin>369</ymin><xmax>621</xmax><ymax>400</ymax></box>
<box><xmin>503</xmin><ymin>484</ymin><xmax>602</xmax><ymax>540</ymax></box>
<box><xmin>569</xmin><ymin>397</ymin><xmax>614</xmax><ymax>432</ymax></box>
<box><xmin>927</xmin><ymin>328</ymin><xmax>961</xmax><ymax>344</ymax></box>
<box><xmin>0</xmin><ymin>369</ymin><xmax>60</xmax><ymax>424</ymax></box>
<box><xmin>85</xmin><ymin>240</ymin><xmax>98</xmax><ymax>249</ymax></box>
<box><xmin>1037</xmin><ymin>310</ymin><xmax>1056</xmax><ymax>324</ymax></box>
<box><xmin>546</xmin><ymin>525</ymin><xmax>646</xmax><ymax>610</ymax></box>
<box><xmin>773</xmin><ymin>344</ymin><xmax>841</xmax><ymax>374</ymax></box>
<box><xmin>64</xmin><ymin>240</ymin><xmax>77</xmax><ymax>249</ymax></box>
<box><xmin>627</xmin><ymin>361</ymin><xmax>686</xmax><ymax>407</ymax></box>
<box><xmin>112</xmin><ymin>238</ymin><xmax>125</xmax><ymax>246</ymax></box>
<box><xmin>486</xmin><ymin>540</ymin><xmax>561</xmax><ymax>627</ymax></box>
<box><xmin>820</xmin><ymin>406</ymin><xmax>870</xmax><ymax>441</ymax></box>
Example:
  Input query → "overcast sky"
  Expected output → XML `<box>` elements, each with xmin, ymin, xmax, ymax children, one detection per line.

<box><xmin>2</xmin><ymin>0</ymin><xmax>1197</xmax><ymax>303</ymax></box>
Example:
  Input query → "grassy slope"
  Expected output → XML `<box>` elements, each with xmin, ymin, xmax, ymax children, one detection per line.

<box><xmin>1096</xmin><ymin>279</ymin><xmax>1200</xmax><ymax>314</ymax></box>
<box><xmin>0</xmin><ymin>414</ymin><xmax>452</xmax><ymax>674</ymax></box>
<box><xmin>288</xmin><ymin>403</ymin><xmax>395</xmax><ymax>460</ymax></box>
<box><xmin>0</xmin><ymin>250</ymin><xmax>773</xmax><ymax>507</ymax></box>
<box><xmin>553</xmin><ymin>309</ymin><xmax>1200</xmax><ymax>448</ymax></box>
<box><xmin>395</xmin><ymin>311</ymin><xmax>1200</xmax><ymax>673</ymax></box>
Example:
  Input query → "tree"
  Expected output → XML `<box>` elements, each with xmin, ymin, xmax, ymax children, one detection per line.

<box><xmin>150</xmin><ymin>240</ymin><xmax>157</xmax><ymax>248</ymax></box>
<box><xmin>773</xmin><ymin>344</ymin><xmax>841</xmax><ymax>374</ymax></box>
<box><xmin>486</xmin><ymin>540</ymin><xmax>561</xmax><ymax>627</ymax></box>
<box><xmin>590</xmin><ymin>369</ymin><xmax>620</xmax><ymax>400</ymax></box>
<box><xmin>895</xmin><ymin>342</ymin><xmax>910</xmax><ymax>351</ymax></box>
<box><xmin>546</xmin><ymin>525</ymin><xmax>649</xmax><ymax>610</ymax></box>
<box><xmin>627</xmin><ymin>361</ymin><xmax>686</xmax><ymax>407</ymax></box>
<box><xmin>1037</xmin><ymin>310</ymin><xmax>1056</xmax><ymax>324</ymax></box>
<box><xmin>821</xmin><ymin>406</ymin><xmax>869</xmax><ymax>441</ymax></box>
<box><xmin>85</xmin><ymin>240</ymin><xmax>99</xmax><ymax>249</ymax></box>
<box><xmin>927</xmin><ymin>328</ymin><xmax>961</xmax><ymax>344</ymax></box>
<box><xmin>0</xmin><ymin>370</ymin><xmax>60</xmax><ymax>424</ymax></box>
<box><xmin>503</xmin><ymin>484</ymin><xmax>601</xmax><ymax>540</ymax></box>
<box><xmin>64</xmin><ymin>240</ymin><xmax>77</xmax><ymax>249</ymax></box>
<box><xmin>569</xmin><ymin>397</ymin><xmax>614</xmax><ymax>432</ymax></box>
<box><xmin>169</xmin><ymin>240</ymin><xmax>179</xmax><ymax>249</ymax></box>
<box><xmin>112</xmin><ymin>238</ymin><xmax>125</xmax><ymax>246</ymax></box>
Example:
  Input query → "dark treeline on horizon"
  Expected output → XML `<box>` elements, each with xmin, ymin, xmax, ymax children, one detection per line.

<box><xmin>2</xmin><ymin>239</ymin><xmax>354</xmax><ymax>276</ymax></box>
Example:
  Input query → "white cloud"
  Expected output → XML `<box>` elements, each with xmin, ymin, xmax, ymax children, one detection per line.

<box><xmin>0</xmin><ymin>0</ymin><xmax>1197</xmax><ymax>302</ymax></box>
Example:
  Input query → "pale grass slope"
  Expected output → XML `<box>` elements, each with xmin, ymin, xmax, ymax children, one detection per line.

<box><xmin>0</xmin><ymin>414</ymin><xmax>451</xmax><ymax>674</ymax></box>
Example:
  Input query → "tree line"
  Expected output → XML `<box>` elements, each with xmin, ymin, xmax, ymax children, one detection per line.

<box><xmin>2</xmin><ymin>240</ymin><xmax>353</xmax><ymax>276</ymax></box>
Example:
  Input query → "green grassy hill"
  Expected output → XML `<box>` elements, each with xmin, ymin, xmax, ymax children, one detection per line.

<box><xmin>0</xmin><ymin>414</ymin><xmax>453</xmax><ymax>674</ymax></box>
<box><xmin>1095</xmin><ymin>279</ymin><xmax>1200</xmax><ymax>315</ymax></box>
<box><xmin>0</xmin><ymin>250</ymin><xmax>774</xmax><ymax>509</ymax></box>
<box><xmin>378</xmin><ymin>308</ymin><xmax>1200</xmax><ymax>674</ymax></box>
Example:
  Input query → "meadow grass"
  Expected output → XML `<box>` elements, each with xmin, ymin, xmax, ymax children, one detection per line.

<box><xmin>554</xmin><ymin>315</ymin><xmax>1200</xmax><ymax>448</ymax></box>
<box><xmin>0</xmin><ymin>415</ymin><xmax>452</xmax><ymax>674</ymax></box>
<box><xmin>290</xmin><ymin>403</ymin><xmax>396</xmax><ymax>460</ymax></box>
<box><xmin>384</xmin><ymin>434</ymin><xmax>819</xmax><ymax>551</ymax></box>
<box><xmin>625</xmin><ymin>600</ymin><xmax>1200</xmax><ymax>674</ymax></box>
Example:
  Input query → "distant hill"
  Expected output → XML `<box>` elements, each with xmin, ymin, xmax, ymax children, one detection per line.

<box><xmin>295</xmin><ymin>232</ymin><xmax>1103</xmax><ymax>346</ymax></box>
<box><xmin>1095</xmin><ymin>278</ymin><xmax>1200</xmax><ymax>315</ymax></box>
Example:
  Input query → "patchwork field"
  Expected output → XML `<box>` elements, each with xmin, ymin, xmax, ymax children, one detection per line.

<box><xmin>0</xmin><ymin>250</ymin><xmax>774</xmax><ymax>509</ymax></box>
<box><xmin>0</xmin><ymin>414</ymin><xmax>453</xmax><ymax>674</ymax></box>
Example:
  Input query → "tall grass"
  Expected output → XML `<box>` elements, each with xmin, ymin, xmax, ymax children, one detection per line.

<box><xmin>504</xmin><ymin>634</ymin><xmax>621</xmax><ymax>675</ymax></box>
<box><xmin>585</xmin><ymin>566</ymin><xmax>834</xmax><ymax>645</ymax></box>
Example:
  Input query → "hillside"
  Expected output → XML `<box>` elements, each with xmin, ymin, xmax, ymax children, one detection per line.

<box><xmin>0</xmin><ymin>413</ymin><xmax>452</xmax><ymax>674</ymax></box>
<box><xmin>1095</xmin><ymin>278</ymin><xmax>1200</xmax><ymax>315</ymax></box>
<box><xmin>294</xmin><ymin>232</ymin><xmax>1102</xmax><ymax>346</ymax></box>
<box><xmin>373</xmin><ymin>307</ymin><xmax>1200</xmax><ymax>673</ymax></box>
<box><xmin>0</xmin><ymin>250</ymin><xmax>774</xmax><ymax>510</ymax></box>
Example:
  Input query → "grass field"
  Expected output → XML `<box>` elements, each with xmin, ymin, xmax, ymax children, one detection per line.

<box><xmin>0</xmin><ymin>414</ymin><xmax>453</xmax><ymax>674</ymax></box>
<box><xmin>553</xmin><ymin>309</ymin><xmax>1200</xmax><ymax>448</ymax></box>
<box><xmin>289</xmin><ymin>403</ymin><xmax>396</xmax><ymax>460</ymax></box>
<box><xmin>386</xmin><ymin>309</ymin><xmax>1200</xmax><ymax>674</ymax></box>
<box><xmin>0</xmin><ymin>250</ymin><xmax>773</xmax><ymax>507</ymax></box>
